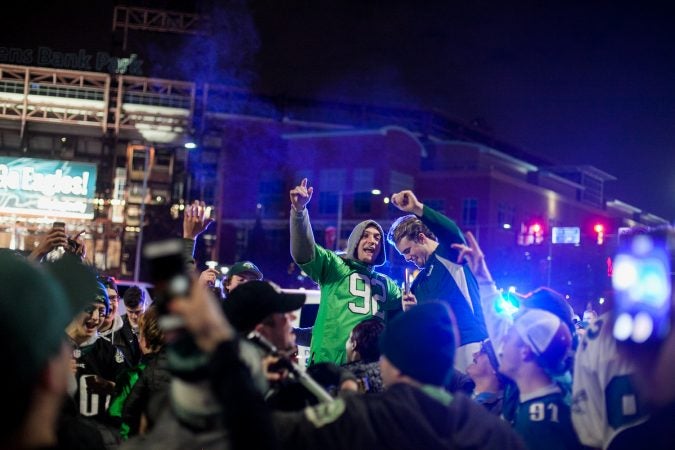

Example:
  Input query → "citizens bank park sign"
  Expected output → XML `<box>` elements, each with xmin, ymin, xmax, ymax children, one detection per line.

<box><xmin>0</xmin><ymin>157</ymin><xmax>97</xmax><ymax>219</ymax></box>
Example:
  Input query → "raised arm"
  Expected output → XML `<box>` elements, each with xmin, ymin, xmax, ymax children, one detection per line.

<box><xmin>391</xmin><ymin>190</ymin><xmax>463</xmax><ymax>245</ymax></box>
<box><xmin>451</xmin><ymin>231</ymin><xmax>512</xmax><ymax>357</ymax></box>
<box><xmin>182</xmin><ymin>200</ymin><xmax>214</xmax><ymax>271</ymax></box>
<box><xmin>289</xmin><ymin>178</ymin><xmax>316</xmax><ymax>264</ymax></box>
<box><xmin>28</xmin><ymin>225</ymin><xmax>68</xmax><ymax>261</ymax></box>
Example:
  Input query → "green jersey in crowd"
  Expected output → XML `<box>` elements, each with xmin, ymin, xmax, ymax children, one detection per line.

<box><xmin>300</xmin><ymin>243</ymin><xmax>401</xmax><ymax>365</ymax></box>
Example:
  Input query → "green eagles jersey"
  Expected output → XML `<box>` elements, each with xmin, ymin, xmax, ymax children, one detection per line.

<box><xmin>513</xmin><ymin>391</ymin><xmax>583</xmax><ymax>450</ymax></box>
<box><xmin>300</xmin><ymin>244</ymin><xmax>402</xmax><ymax>365</ymax></box>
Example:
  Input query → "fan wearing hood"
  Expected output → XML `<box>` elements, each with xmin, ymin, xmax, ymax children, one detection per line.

<box><xmin>290</xmin><ymin>178</ymin><xmax>402</xmax><ymax>365</ymax></box>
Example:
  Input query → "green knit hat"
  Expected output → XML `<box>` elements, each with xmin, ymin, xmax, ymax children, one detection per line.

<box><xmin>0</xmin><ymin>251</ymin><xmax>99</xmax><ymax>385</ymax></box>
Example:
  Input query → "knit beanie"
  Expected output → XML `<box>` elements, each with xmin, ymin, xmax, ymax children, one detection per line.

<box><xmin>379</xmin><ymin>301</ymin><xmax>456</xmax><ymax>386</ymax></box>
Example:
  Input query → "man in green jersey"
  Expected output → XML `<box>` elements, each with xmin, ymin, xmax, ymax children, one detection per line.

<box><xmin>289</xmin><ymin>178</ymin><xmax>402</xmax><ymax>365</ymax></box>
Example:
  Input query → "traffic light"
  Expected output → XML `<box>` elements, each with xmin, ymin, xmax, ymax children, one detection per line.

<box><xmin>530</xmin><ymin>221</ymin><xmax>544</xmax><ymax>244</ymax></box>
<box><xmin>518</xmin><ymin>220</ymin><xmax>545</xmax><ymax>245</ymax></box>
<box><xmin>594</xmin><ymin>223</ymin><xmax>605</xmax><ymax>245</ymax></box>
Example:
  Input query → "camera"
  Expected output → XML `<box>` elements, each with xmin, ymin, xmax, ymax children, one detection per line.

<box><xmin>612</xmin><ymin>229</ymin><xmax>672</xmax><ymax>345</ymax></box>
<box><xmin>143</xmin><ymin>239</ymin><xmax>190</xmax><ymax>305</ymax></box>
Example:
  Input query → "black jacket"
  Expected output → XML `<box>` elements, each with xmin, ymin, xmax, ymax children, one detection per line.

<box><xmin>274</xmin><ymin>385</ymin><xmax>525</xmax><ymax>450</ymax></box>
<box><xmin>122</xmin><ymin>349</ymin><xmax>172</xmax><ymax>436</ymax></box>
<box><xmin>208</xmin><ymin>340</ymin><xmax>524</xmax><ymax>450</ymax></box>
<box><xmin>114</xmin><ymin>315</ymin><xmax>142</xmax><ymax>366</ymax></box>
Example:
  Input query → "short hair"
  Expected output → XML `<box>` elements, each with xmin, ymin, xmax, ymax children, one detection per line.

<box><xmin>351</xmin><ymin>317</ymin><xmax>386</xmax><ymax>363</ymax></box>
<box><xmin>138</xmin><ymin>306</ymin><xmax>164</xmax><ymax>353</ymax></box>
<box><xmin>387</xmin><ymin>214</ymin><xmax>436</xmax><ymax>247</ymax></box>
<box><xmin>123</xmin><ymin>286</ymin><xmax>146</xmax><ymax>308</ymax></box>
<box><xmin>98</xmin><ymin>275</ymin><xmax>118</xmax><ymax>294</ymax></box>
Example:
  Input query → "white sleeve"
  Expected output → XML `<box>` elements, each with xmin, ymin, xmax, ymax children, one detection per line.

<box><xmin>572</xmin><ymin>335</ymin><xmax>606</xmax><ymax>448</ymax></box>
<box><xmin>478</xmin><ymin>283</ymin><xmax>513</xmax><ymax>365</ymax></box>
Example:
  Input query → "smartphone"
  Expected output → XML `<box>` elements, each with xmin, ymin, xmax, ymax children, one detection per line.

<box><xmin>143</xmin><ymin>239</ymin><xmax>191</xmax><ymax>333</ymax></box>
<box><xmin>53</xmin><ymin>221</ymin><xmax>66</xmax><ymax>230</ymax></box>
<box><xmin>404</xmin><ymin>267</ymin><xmax>412</xmax><ymax>295</ymax></box>
<box><xmin>612</xmin><ymin>231</ymin><xmax>672</xmax><ymax>345</ymax></box>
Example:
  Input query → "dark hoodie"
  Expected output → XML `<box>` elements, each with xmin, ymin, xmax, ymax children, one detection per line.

<box><xmin>274</xmin><ymin>383</ymin><xmax>525</xmax><ymax>450</ymax></box>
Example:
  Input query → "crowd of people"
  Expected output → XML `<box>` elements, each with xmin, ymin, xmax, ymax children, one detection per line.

<box><xmin>1</xmin><ymin>181</ymin><xmax>673</xmax><ymax>450</ymax></box>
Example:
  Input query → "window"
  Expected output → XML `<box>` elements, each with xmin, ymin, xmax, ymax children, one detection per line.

<box><xmin>318</xmin><ymin>169</ymin><xmax>345</xmax><ymax>215</ymax></box>
<box><xmin>425</xmin><ymin>199</ymin><xmax>445</xmax><ymax>215</ymax></box>
<box><xmin>498</xmin><ymin>202</ymin><xmax>515</xmax><ymax>227</ymax></box>
<box><xmin>353</xmin><ymin>192</ymin><xmax>372</xmax><ymax>214</ymax></box>
<box><xmin>389</xmin><ymin>170</ymin><xmax>414</xmax><ymax>194</ymax></box>
<box><xmin>258</xmin><ymin>174</ymin><xmax>284</xmax><ymax>216</ymax></box>
<box><xmin>319</xmin><ymin>191</ymin><xmax>340</xmax><ymax>214</ymax></box>
<box><xmin>462</xmin><ymin>198</ymin><xmax>478</xmax><ymax>227</ymax></box>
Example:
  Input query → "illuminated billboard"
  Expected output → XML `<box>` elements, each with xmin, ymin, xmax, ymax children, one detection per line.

<box><xmin>0</xmin><ymin>156</ymin><xmax>97</xmax><ymax>219</ymax></box>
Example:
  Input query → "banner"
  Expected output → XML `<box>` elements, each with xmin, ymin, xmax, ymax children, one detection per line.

<box><xmin>0</xmin><ymin>156</ymin><xmax>97</xmax><ymax>219</ymax></box>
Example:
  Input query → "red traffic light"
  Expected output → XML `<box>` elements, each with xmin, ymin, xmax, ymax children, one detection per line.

<box><xmin>594</xmin><ymin>224</ymin><xmax>604</xmax><ymax>233</ymax></box>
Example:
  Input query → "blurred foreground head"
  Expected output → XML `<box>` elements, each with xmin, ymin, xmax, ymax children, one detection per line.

<box><xmin>0</xmin><ymin>251</ymin><xmax>98</xmax><ymax>446</ymax></box>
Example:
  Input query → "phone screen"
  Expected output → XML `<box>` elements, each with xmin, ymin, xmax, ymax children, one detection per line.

<box><xmin>612</xmin><ymin>232</ymin><xmax>672</xmax><ymax>344</ymax></box>
<box><xmin>404</xmin><ymin>267</ymin><xmax>412</xmax><ymax>295</ymax></box>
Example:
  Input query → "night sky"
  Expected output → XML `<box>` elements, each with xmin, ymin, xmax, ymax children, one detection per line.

<box><xmin>2</xmin><ymin>0</ymin><xmax>674</xmax><ymax>221</ymax></box>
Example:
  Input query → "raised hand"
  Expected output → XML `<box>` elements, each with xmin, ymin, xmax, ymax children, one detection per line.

<box><xmin>183</xmin><ymin>200</ymin><xmax>215</xmax><ymax>239</ymax></box>
<box><xmin>289</xmin><ymin>178</ymin><xmax>314</xmax><ymax>212</ymax></box>
<box><xmin>402</xmin><ymin>292</ymin><xmax>418</xmax><ymax>312</ymax></box>
<box><xmin>70</xmin><ymin>230</ymin><xmax>87</xmax><ymax>260</ymax></box>
<box><xmin>198</xmin><ymin>268</ymin><xmax>220</xmax><ymax>287</ymax></box>
<box><xmin>390</xmin><ymin>190</ymin><xmax>423</xmax><ymax>216</ymax></box>
<box><xmin>28</xmin><ymin>226</ymin><xmax>68</xmax><ymax>261</ymax></box>
<box><xmin>450</xmin><ymin>231</ymin><xmax>493</xmax><ymax>283</ymax></box>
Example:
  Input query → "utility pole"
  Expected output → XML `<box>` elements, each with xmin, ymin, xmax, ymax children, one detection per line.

<box><xmin>133</xmin><ymin>146</ymin><xmax>153</xmax><ymax>281</ymax></box>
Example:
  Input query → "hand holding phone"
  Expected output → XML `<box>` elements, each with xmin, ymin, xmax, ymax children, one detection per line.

<box><xmin>612</xmin><ymin>231</ymin><xmax>672</xmax><ymax>345</ymax></box>
<box><xmin>404</xmin><ymin>267</ymin><xmax>412</xmax><ymax>295</ymax></box>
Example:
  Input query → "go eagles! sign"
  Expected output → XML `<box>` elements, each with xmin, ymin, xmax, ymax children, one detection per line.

<box><xmin>0</xmin><ymin>156</ymin><xmax>97</xmax><ymax>219</ymax></box>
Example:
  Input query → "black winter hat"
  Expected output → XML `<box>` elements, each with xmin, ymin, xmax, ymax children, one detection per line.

<box><xmin>223</xmin><ymin>281</ymin><xmax>306</xmax><ymax>333</ymax></box>
<box><xmin>379</xmin><ymin>301</ymin><xmax>456</xmax><ymax>386</ymax></box>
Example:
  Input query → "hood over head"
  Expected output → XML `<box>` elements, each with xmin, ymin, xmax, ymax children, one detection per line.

<box><xmin>345</xmin><ymin>220</ymin><xmax>386</xmax><ymax>267</ymax></box>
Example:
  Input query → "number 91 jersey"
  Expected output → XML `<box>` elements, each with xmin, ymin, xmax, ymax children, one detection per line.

<box><xmin>514</xmin><ymin>387</ymin><xmax>583</xmax><ymax>450</ymax></box>
<box><xmin>300</xmin><ymin>244</ymin><xmax>401</xmax><ymax>365</ymax></box>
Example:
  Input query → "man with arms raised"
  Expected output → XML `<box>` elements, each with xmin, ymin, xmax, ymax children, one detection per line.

<box><xmin>387</xmin><ymin>190</ymin><xmax>488</xmax><ymax>371</ymax></box>
<box><xmin>289</xmin><ymin>178</ymin><xmax>401</xmax><ymax>365</ymax></box>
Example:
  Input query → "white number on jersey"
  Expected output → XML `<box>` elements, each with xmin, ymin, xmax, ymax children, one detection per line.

<box><xmin>78</xmin><ymin>374</ymin><xmax>110</xmax><ymax>416</ymax></box>
<box><xmin>529</xmin><ymin>402</ymin><xmax>559</xmax><ymax>422</ymax></box>
<box><xmin>348</xmin><ymin>273</ymin><xmax>386</xmax><ymax>315</ymax></box>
